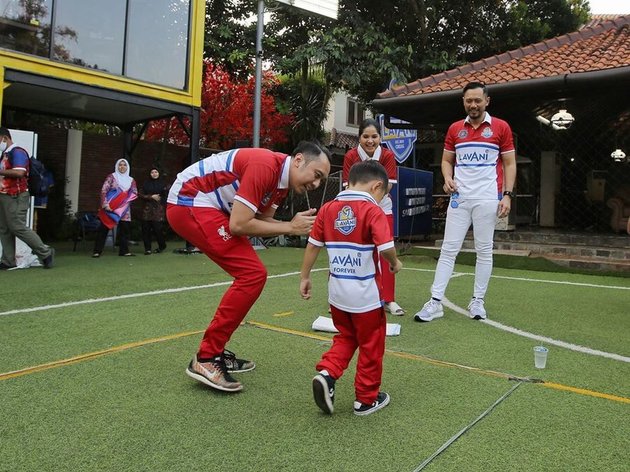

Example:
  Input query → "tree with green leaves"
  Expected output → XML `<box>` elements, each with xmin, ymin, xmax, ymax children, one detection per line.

<box><xmin>204</xmin><ymin>0</ymin><xmax>590</xmax><ymax>106</ymax></box>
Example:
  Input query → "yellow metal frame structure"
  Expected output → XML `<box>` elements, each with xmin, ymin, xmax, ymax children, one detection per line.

<box><xmin>0</xmin><ymin>0</ymin><xmax>205</xmax><ymax>125</ymax></box>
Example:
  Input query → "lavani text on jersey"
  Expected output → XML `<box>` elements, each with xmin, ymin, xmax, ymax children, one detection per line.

<box><xmin>331</xmin><ymin>253</ymin><xmax>362</xmax><ymax>267</ymax></box>
<box><xmin>459</xmin><ymin>150</ymin><xmax>490</xmax><ymax>162</ymax></box>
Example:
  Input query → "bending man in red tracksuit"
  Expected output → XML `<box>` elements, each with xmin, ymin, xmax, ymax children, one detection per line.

<box><xmin>167</xmin><ymin>141</ymin><xmax>331</xmax><ymax>393</ymax></box>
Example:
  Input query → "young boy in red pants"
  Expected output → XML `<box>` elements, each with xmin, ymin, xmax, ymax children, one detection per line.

<box><xmin>300</xmin><ymin>160</ymin><xmax>402</xmax><ymax>416</ymax></box>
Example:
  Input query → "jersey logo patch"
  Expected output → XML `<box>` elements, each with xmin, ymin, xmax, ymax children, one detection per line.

<box><xmin>334</xmin><ymin>205</ymin><xmax>357</xmax><ymax>235</ymax></box>
<box><xmin>261</xmin><ymin>192</ymin><xmax>273</xmax><ymax>207</ymax></box>
<box><xmin>481</xmin><ymin>126</ymin><xmax>493</xmax><ymax>138</ymax></box>
<box><xmin>218</xmin><ymin>225</ymin><xmax>232</xmax><ymax>241</ymax></box>
<box><xmin>458</xmin><ymin>129</ymin><xmax>468</xmax><ymax>139</ymax></box>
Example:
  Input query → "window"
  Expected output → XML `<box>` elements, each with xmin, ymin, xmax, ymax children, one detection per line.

<box><xmin>0</xmin><ymin>0</ymin><xmax>53</xmax><ymax>58</ymax></box>
<box><xmin>53</xmin><ymin>0</ymin><xmax>126</xmax><ymax>74</ymax></box>
<box><xmin>347</xmin><ymin>98</ymin><xmax>364</xmax><ymax>127</ymax></box>
<box><xmin>125</xmin><ymin>0</ymin><xmax>190</xmax><ymax>89</ymax></box>
<box><xmin>0</xmin><ymin>0</ymin><xmax>191</xmax><ymax>90</ymax></box>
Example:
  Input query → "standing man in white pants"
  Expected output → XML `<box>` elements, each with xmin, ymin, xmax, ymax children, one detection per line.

<box><xmin>415</xmin><ymin>82</ymin><xmax>516</xmax><ymax>322</ymax></box>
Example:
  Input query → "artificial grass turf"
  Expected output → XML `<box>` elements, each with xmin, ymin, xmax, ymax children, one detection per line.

<box><xmin>429</xmin><ymin>384</ymin><xmax>630</xmax><ymax>472</ymax></box>
<box><xmin>0</xmin><ymin>325</ymin><xmax>502</xmax><ymax>472</ymax></box>
<box><xmin>1</xmin><ymin>245</ymin><xmax>629</xmax><ymax>471</ymax></box>
<box><xmin>256</xmin><ymin>265</ymin><xmax>630</xmax><ymax>396</ymax></box>
<box><xmin>1</xmin><ymin>322</ymin><xmax>628</xmax><ymax>472</ymax></box>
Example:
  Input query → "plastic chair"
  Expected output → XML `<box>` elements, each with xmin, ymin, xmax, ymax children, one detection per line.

<box><xmin>72</xmin><ymin>211</ymin><xmax>103</xmax><ymax>251</ymax></box>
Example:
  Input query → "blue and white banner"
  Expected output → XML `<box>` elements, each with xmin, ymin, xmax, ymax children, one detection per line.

<box><xmin>378</xmin><ymin>114</ymin><xmax>417</xmax><ymax>164</ymax></box>
<box><xmin>390</xmin><ymin>167</ymin><xmax>433</xmax><ymax>238</ymax></box>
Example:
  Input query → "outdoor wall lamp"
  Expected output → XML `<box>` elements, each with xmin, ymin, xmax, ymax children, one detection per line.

<box><xmin>611</xmin><ymin>148</ymin><xmax>627</xmax><ymax>163</ymax></box>
<box><xmin>549</xmin><ymin>109</ymin><xmax>575</xmax><ymax>129</ymax></box>
<box><xmin>535</xmin><ymin>109</ymin><xmax>575</xmax><ymax>130</ymax></box>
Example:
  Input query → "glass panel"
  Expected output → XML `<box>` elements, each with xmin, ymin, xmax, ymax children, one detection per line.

<box><xmin>125</xmin><ymin>0</ymin><xmax>190</xmax><ymax>89</ymax></box>
<box><xmin>53</xmin><ymin>0</ymin><xmax>125</xmax><ymax>74</ymax></box>
<box><xmin>0</xmin><ymin>0</ymin><xmax>53</xmax><ymax>57</ymax></box>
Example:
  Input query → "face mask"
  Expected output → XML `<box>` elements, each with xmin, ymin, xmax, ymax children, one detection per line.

<box><xmin>0</xmin><ymin>141</ymin><xmax>7</xmax><ymax>153</ymax></box>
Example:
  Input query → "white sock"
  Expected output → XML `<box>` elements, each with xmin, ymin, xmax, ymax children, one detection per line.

<box><xmin>319</xmin><ymin>370</ymin><xmax>330</xmax><ymax>377</ymax></box>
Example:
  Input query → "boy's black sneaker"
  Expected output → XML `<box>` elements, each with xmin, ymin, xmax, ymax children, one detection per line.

<box><xmin>222</xmin><ymin>349</ymin><xmax>256</xmax><ymax>373</ymax></box>
<box><xmin>42</xmin><ymin>248</ymin><xmax>55</xmax><ymax>269</ymax></box>
<box><xmin>312</xmin><ymin>373</ymin><xmax>335</xmax><ymax>414</ymax></box>
<box><xmin>0</xmin><ymin>262</ymin><xmax>16</xmax><ymax>270</ymax></box>
<box><xmin>353</xmin><ymin>392</ymin><xmax>390</xmax><ymax>416</ymax></box>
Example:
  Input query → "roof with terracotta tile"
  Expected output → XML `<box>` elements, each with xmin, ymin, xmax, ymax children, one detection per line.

<box><xmin>377</xmin><ymin>15</ymin><xmax>630</xmax><ymax>100</ymax></box>
<box><xmin>327</xmin><ymin>128</ymin><xmax>358</xmax><ymax>150</ymax></box>
<box><xmin>582</xmin><ymin>14</ymin><xmax>625</xmax><ymax>29</ymax></box>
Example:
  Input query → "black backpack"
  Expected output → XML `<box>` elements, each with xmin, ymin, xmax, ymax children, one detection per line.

<box><xmin>7</xmin><ymin>146</ymin><xmax>49</xmax><ymax>198</ymax></box>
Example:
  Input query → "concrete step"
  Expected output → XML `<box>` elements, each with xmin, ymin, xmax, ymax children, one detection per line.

<box><xmin>540</xmin><ymin>254</ymin><xmax>630</xmax><ymax>272</ymax></box>
<box><xmin>417</xmin><ymin>245</ymin><xmax>531</xmax><ymax>257</ymax></box>
<box><xmin>430</xmin><ymin>236</ymin><xmax>630</xmax><ymax>272</ymax></box>
<box><xmin>493</xmin><ymin>230</ymin><xmax>630</xmax><ymax>249</ymax></box>
<box><xmin>434</xmin><ymin>238</ymin><xmax>630</xmax><ymax>260</ymax></box>
<box><xmin>424</xmin><ymin>242</ymin><xmax>630</xmax><ymax>271</ymax></box>
<box><xmin>493</xmin><ymin>241</ymin><xmax>630</xmax><ymax>261</ymax></box>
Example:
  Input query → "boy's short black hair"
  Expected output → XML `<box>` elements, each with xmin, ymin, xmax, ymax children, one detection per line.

<box><xmin>0</xmin><ymin>127</ymin><xmax>12</xmax><ymax>139</ymax></box>
<box><xmin>348</xmin><ymin>160</ymin><xmax>388</xmax><ymax>187</ymax></box>
<box><xmin>292</xmin><ymin>140</ymin><xmax>332</xmax><ymax>163</ymax></box>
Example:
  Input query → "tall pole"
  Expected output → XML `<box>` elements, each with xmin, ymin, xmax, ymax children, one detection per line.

<box><xmin>253</xmin><ymin>0</ymin><xmax>264</xmax><ymax>147</ymax></box>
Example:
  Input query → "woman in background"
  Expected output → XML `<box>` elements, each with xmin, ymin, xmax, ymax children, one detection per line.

<box><xmin>93</xmin><ymin>158</ymin><xmax>138</xmax><ymax>257</ymax></box>
<box><xmin>343</xmin><ymin>118</ymin><xmax>405</xmax><ymax>315</ymax></box>
<box><xmin>139</xmin><ymin>167</ymin><xmax>168</xmax><ymax>255</ymax></box>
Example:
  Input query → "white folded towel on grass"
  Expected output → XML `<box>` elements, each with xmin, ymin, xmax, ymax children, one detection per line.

<box><xmin>312</xmin><ymin>315</ymin><xmax>401</xmax><ymax>336</ymax></box>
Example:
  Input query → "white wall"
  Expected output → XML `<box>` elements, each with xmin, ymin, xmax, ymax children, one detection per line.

<box><xmin>65</xmin><ymin>129</ymin><xmax>83</xmax><ymax>214</ymax></box>
<box><xmin>323</xmin><ymin>91</ymin><xmax>373</xmax><ymax>135</ymax></box>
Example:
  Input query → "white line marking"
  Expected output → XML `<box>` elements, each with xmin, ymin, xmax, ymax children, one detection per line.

<box><xmin>3</xmin><ymin>266</ymin><xmax>629</xmax><ymax>363</ymax></box>
<box><xmin>441</xmin><ymin>298</ymin><xmax>630</xmax><ymax>363</ymax></box>
<box><xmin>0</xmin><ymin>269</ymin><xmax>327</xmax><ymax>317</ymax></box>
<box><xmin>403</xmin><ymin>267</ymin><xmax>630</xmax><ymax>290</ymax></box>
<box><xmin>489</xmin><ymin>273</ymin><xmax>630</xmax><ymax>290</ymax></box>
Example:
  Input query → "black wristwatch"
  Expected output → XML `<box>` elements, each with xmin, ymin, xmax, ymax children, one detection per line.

<box><xmin>502</xmin><ymin>190</ymin><xmax>514</xmax><ymax>198</ymax></box>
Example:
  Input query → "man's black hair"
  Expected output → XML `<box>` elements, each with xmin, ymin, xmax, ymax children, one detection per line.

<box><xmin>292</xmin><ymin>140</ymin><xmax>332</xmax><ymax>163</ymax></box>
<box><xmin>463</xmin><ymin>81</ymin><xmax>488</xmax><ymax>96</ymax></box>
<box><xmin>348</xmin><ymin>159</ymin><xmax>388</xmax><ymax>187</ymax></box>
<box><xmin>0</xmin><ymin>127</ymin><xmax>12</xmax><ymax>139</ymax></box>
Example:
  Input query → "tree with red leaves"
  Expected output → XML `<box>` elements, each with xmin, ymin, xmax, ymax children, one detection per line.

<box><xmin>146</xmin><ymin>60</ymin><xmax>293</xmax><ymax>150</ymax></box>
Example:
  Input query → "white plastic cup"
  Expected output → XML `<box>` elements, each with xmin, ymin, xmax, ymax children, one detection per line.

<box><xmin>533</xmin><ymin>346</ymin><xmax>548</xmax><ymax>369</ymax></box>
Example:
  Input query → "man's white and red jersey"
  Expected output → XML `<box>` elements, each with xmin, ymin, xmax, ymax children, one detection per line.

<box><xmin>308</xmin><ymin>190</ymin><xmax>394</xmax><ymax>313</ymax></box>
<box><xmin>444</xmin><ymin>113</ymin><xmax>515</xmax><ymax>200</ymax></box>
<box><xmin>167</xmin><ymin>148</ymin><xmax>290</xmax><ymax>215</ymax></box>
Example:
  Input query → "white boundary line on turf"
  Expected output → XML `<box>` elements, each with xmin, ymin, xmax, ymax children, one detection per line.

<box><xmin>403</xmin><ymin>267</ymin><xmax>630</xmax><ymax>290</ymax></box>
<box><xmin>441</xmin><ymin>298</ymin><xmax>630</xmax><ymax>363</ymax></box>
<box><xmin>3</xmin><ymin>267</ymin><xmax>629</xmax><ymax>363</ymax></box>
<box><xmin>0</xmin><ymin>269</ymin><xmax>328</xmax><ymax>317</ymax></box>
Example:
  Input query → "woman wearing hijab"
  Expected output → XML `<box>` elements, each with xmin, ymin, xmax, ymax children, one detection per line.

<box><xmin>92</xmin><ymin>158</ymin><xmax>138</xmax><ymax>257</ymax></box>
<box><xmin>342</xmin><ymin>118</ymin><xmax>405</xmax><ymax>316</ymax></box>
<box><xmin>139</xmin><ymin>167</ymin><xmax>168</xmax><ymax>255</ymax></box>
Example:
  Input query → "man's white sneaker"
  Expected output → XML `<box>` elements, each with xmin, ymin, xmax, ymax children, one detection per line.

<box><xmin>468</xmin><ymin>298</ymin><xmax>487</xmax><ymax>320</ymax></box>
<box><xmin>385</xmin><ymin>301</ymin><xmax>405</xmax><ymax>316</ymax></box>
<box><xmin>413</xmin><ymin>299</ymin><xmax>444</xmax><ymax>322</ymax></box>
